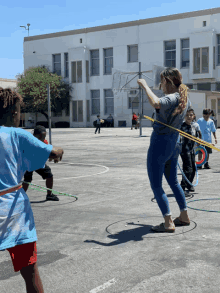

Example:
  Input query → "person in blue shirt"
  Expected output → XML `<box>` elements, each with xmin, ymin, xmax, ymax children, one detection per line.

<box><xmin>137</xmin><ymin>68</ymin><xmax>191</xmax><ymax>233</ymax></box>
<box><xmin>0</xmin><ymin>87</ymin><xmax>63</xmax><ymax>293</ymax></box>
<box><xmin>197</xmin><ymin>109</ymin><xmax>217</xmax><ymax>169</ymax></box>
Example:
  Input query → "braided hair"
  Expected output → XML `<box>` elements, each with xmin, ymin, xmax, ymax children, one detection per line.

<box><xmin>160</xmin><ymin>68</ymin><xmax>188</xmax><ymax>116</ymax></box>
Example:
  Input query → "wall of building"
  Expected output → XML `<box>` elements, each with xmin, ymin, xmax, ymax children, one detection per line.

<box><xmin>23</xmin><ymin>9</ymin><xmax>220</xmax><ymax>127</ymax></box>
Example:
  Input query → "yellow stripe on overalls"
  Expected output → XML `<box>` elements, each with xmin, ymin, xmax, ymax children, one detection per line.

<box><xmin>143</xmin><ymin>115</ymin><xmax>220</xmax><ymax>152</ymax></box>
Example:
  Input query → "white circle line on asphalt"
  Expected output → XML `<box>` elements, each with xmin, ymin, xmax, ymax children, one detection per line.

<box><xmin>89</xmin><ymin>278</ymin><xmax>117</xmax><ymax>293</ymax></box>
<box><xmin>34</xmin><ymin>162</ymin><xmax>109</xmax><ymax>181</ymax></box>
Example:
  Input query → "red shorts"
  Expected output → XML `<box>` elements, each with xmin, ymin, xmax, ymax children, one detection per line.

<box><xmin>7</xmin><ymin>242</ymin><xmax>37</xmax><ymax>272</ymax></box>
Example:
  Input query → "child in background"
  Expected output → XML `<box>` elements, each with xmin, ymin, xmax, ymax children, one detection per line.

<box><xmin>197</xmin><ymin>109</ymin><xmax>217</xmax><ymax>169</ymax></box>
<box><xmin>180</xmin><ymin>109</ymin><xmax>201</xmax><ymax>193</ymax></box>
<box><xmin>22</xmin><ymin>125</ymin><xmax>59</xmax><ymax>201</ymax></box>
<box><xmin>95</xmin><ymin>115</ymin><xmax>101</xmax><ymax>134</ymax></box>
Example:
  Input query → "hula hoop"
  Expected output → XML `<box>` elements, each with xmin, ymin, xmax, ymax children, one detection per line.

<box><xmin>194</xmin><ymin>145</ymin><xmax>208</xmax><ymax>167</ymax></box>
<box><xmin>187</xmin><ymin>198</ymin><xmax>220</xmax><ymax>213</ymax></box>
<box><xmin>177</xmin><ymin>162</ymin><xmax>199</xmax><ymax>187</ymax></box>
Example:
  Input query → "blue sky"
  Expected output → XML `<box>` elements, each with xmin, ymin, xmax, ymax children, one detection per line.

<box><xmin>1</xmin><ymin>1</ymin><xmax>219</xmax><ymax>79</ymax></box>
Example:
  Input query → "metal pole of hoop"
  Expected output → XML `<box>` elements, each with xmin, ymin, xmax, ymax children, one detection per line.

<box><xmin>138</xmin><ymin>62</ymin><xmax>143</xmax><ymax>136</ymax></box>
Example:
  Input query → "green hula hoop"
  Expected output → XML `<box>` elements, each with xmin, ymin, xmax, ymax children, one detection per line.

<box><xmin>22</xmin><ymin>181</ymin><xmax>78</xmax><ymax>200</ymax></box>
<box><xmin>187</xmin><ymin>198</ymin><xmax>220</xmax><ymax>213</ymax></box>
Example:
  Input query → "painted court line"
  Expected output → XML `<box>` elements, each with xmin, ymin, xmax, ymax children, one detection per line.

<box><xmin>89</xmin><ymin>278</ymin><xmax>117</xmax><ymax>293</ymax></box>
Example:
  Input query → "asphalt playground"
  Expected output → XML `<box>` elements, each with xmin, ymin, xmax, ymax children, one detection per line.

<box><xmin>1</xmin><ymin>126</ymin><xmax>220</xmax><ymax>293</ymax></box>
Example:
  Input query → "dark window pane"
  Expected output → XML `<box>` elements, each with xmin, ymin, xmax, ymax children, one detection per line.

<box><xmin>105</xmin><ymin>98</ymin><xmax>114</xmax><ymax>114</ymax></box>
<box><xmin>54</xmin><ymin>54</ymin><xmax>61</xmax><ymax>62</ymax></box>
<box><xmin>105</xmin><ymin>58</ymin><xmax>113</xmax><ymax>74</ymax></box>
<box><xmin>78</xmin><ymin>100</ymin><xmax>83</xmax><ymax>122</ymax></box>
<box><xmin>202</xmin><ymin>47</ymin><xmax>209</xmax><ymax>73</ymax></box>
<box><xmin>129</xmin><ymin>45</ymin><xmax>138</xmax><ymax>62</ymax></box>
<box><xmin>194</xmin><ymin>49</ymin><xmax>200</xmax><ymax>73</ymax></box>
<box><xmin>186</xmin><ymin>84</ymin><xmax>193</xmax><ymax>89</ymax></box>
<box><xmin>165</xmin><ymin>51</ymin><xmax>172</xmax><ymax>60</ymax></box>
<box><xmin>91</xmin><ymin>59</ymin><xmax>99</xmax><ymax>75</ymax></box>
<box><xmin>86</xmin><ymin>60</ymin><xmax>89</xmax><ymax>83</ymax></box>
<box><xmin>216</xmin><ymin>83</ymin><xmax>220</xmax><ymax>91</ymax></box>
<box><xmin>77</xmin><ymin>61</ymin><xmax>82</xmax><ymax>83</ymax></box>
<box><xmin>165</xmin><ymin>41</ymin><xmax>176</xmax><ymax>50</ymax></box>
<box><xmin>171</xmin><ymin>51</ymin><xmax>176</xmax><ymax>60</ymax></box>
<box><xmin>182</xmin><ymin>49</ymin><xmax>189</xmax><ymax>61</ymax></box>
<box><xmin>104</xmin><ymin>89</ymin><xmax>113</xmax><ymax>97</ymax></box>
<box><xmin>71</xmin><ymin>62</ymin><xmax>76</xmax><ymax>83</ymax></box>
<box><xmin>182</xmin><ymin>60</ymin><xmax>190</xmax><ymax>67</ymax></box>
<box><xmin>197</xmin><ymin>83</ymin><xmax>211</xmax><ymax>91</ymax></box>
<box><xmin>165</xmin><ymin>60</ymin><xmax>172</xmax><ymax>67</ymax></box>
<box><xmin>92</xmin><ymin>99</ymin><xmax>100</xmax><ymax>115</ymax></box>
<box><xmin>182</xmin><ymin>39</ymin><xmax>189</xmax><ymax>49</ymax></box>
<box><xmin>91</xmin><ymin>50</ymin><xmax>99</xmax><ymax>58</ymax></box>
<box><xmin>218</xmin><ymin>35</ymin><xmax>220</xmax><ymax>45</ymax></box>
<box><xmin>72</xmin><ymin>101</ymin><xmax>77</xmax><ymax>121</ymax></box>
<box><xmin>92</xmin><ymin>90</ymin><xmax>100</xmax><ymax>99</ymax></box>
<box><xmin>104</xmin><ymin>48</ymin><xmax>113</xmax><ymax>57</ymax></box>
<box><xmin>171</xmin><ymin>60</ymin><xmax>176</xmax><ymax>67</ymax></box>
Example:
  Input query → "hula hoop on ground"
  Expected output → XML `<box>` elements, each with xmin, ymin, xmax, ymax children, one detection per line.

<box><xmin>187</xmin><ymin>198</ymin><xmax>220</xmax><ymax>213</ymax></box>
<box><xmin>194</xmin><ymin>145</ymin><xmax>208</xmax><ymax>167</ymax></box>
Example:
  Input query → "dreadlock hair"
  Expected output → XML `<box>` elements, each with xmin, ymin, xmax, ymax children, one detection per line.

<box><xmin>0</xmin><ymin>87</ymin><xmax>23</xmax><ymax>125</ymax></box>
<box><xmin>160</xmin><ymin>68</ymin><xmax>188</xmax><ymax>116</ymax></box>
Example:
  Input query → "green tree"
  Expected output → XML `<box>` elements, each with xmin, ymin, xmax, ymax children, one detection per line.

<box><xmin>16</xmin><ymin>65</ymin><xmax>73</xmax><ymax>121</ymax></box>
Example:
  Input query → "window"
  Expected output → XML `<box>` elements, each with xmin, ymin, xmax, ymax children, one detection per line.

<box><xmin>71</xmin><ymin>61</ymin><xmax>82</xmax><ymax>83</ymax></box>
<box><xmin>216</xmin><ymin>83</ymin><xmax>220</xmax><ymax>91</ymax></box>
<box><xmin>80</xmin><ymin>38</ymin><xmax>82</xmax><ymax>43</ymax></box>
<box><xmin>128</xmin><ymin>96</ymin><xmax>139</xmax><ymax>109</ymax></box>
<box><xmin>164</xmin><ymin>41</ymin><xmax>176</xmax><ymax>67</ymax></box>
<box><xmin>53</xmin><ymin>54</ymin><xmax>61</xmax><ymax>76</ymax></box>
<box><xmin>128</xmin><ymin>45</ymin><xmax>138</xmax><ymax>62</ymax></box>
<box><xmin>181</xmin><ymin>39</ymin><xmax>190</xmax><ymax>68</ymax></box>
<box><xmin>65</xmin><ymin>104</ymin><xmax>70</xmax><ymax>116</ymax></box>
<box><xmin>91</xmin><ymin>90</ymin><xmax>100</xmax><ymax>115</ymax></box>
<box><xmin>203</xmin><ymin>21</ymin><xmax>206</xmax><ymax>27</ymax></box>
<box><xmin>72</xmin><ymin>100</ymin><xmax>83</xmax><ymax>122</ymax></box>
<box><xmin>90</xmin><ymin>50</ymin><xmax>99</xmax><ymax>76</ymax></box>
<box><xmin>64</xmin><ymin>53</ymin><xmax>69</xmax><ymax>78</ymax></box>
<box><xmin>104</xmin><ymin>48</ymin><xmax>113</xmax><ymax>74</ymax></box>
<box><xmin>217</xmin><ymin>35</ymin><xmax>220</xmax><ymax>65</ymax></box>
<box><xmin>86</xmin><ymin>60</ymin><xmax>89</xmax><ymax>83</ymax></box>
<box><xmin>197</xmin><ymin>83</ymin><xmax>211</xmax><ymax>91</ymax></box>
<box><xmin>104</xmin><ymin>89</ymin><xmax>114</xmax><ymax>114</ymax></box>
<box><xmin>193</xmin><ymin>47</ymin><xmax>209</xmax><ymax>74</ymax></box>
<box><xmin>186</xmin><ymin>84</ymin><xmax>193</xmax><ymax>89</ymax></box>
<box><xmin>214</xmin><ymin>47</ymin><xmax>216</xmax><ymax>69</ymax></box>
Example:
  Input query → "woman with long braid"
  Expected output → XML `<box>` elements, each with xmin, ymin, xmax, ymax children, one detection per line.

<box><xmin>137</xmin><ymin>68</ymin><xmax>191</xmax><ymax>232</ymax></box>
<box><xmin>0</xmin><ymin>87</ymin><xmax>63</xmax><ymax>292</ymax></box>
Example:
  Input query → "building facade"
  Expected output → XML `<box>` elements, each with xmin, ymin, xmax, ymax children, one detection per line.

<box><xmin>23</xmin><ymin>7</ymin><xmax>220</xmax><ymax>127</ymax></box>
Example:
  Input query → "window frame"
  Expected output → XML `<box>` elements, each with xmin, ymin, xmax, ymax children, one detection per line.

<box><xmin>91</xmin><ymin>90</ymin><xmax>100</xmax><ymax>115</ymax></box>
<box><xmin>164</xmin><ymin>40</ymin><xmax>176</xmax><ymax>68</ymax></box>
<box><xmin>193</xmin><ymin>47</ymin><xmax>209</xmax><ymax>74</ymax></box>
<box><xmin>217</xmin><ymin>35</ymin><xmax>220</xmax><ymax>66</ymax></box>
<box><xmin>90</xmin><ymin>50</ymin><xmax>100</xmax><ymax>76</ymax></box>
<box><xmin>52</xmin><ymin>54</ymin><xmax>61</xmax><ymax>76</ymax></box>
<box><xmin>181</xmin><ymin>38</ymin><xmax>190</xmax><ymax>68</ymax></box>
<box><xmin>127</xmin><ymin>45</ymin><xmax>138</xmax><ymax>63</ymax></box>
<box><xmin>103</xmin><ymin>48</ymin><xmax>113</xmax><ymax>75</ymax></box>
<box><xmin>71</xmin><ymin>60</ymin><xmax>82</xmax><ymax>83</ymax></box>
<box><xmin>64</xmin><ymin>52</ymin><xmax>69</xmax><ymax>78</ymax></box>
<box><xmin>104</xmin><ymin>89</ymin><xmax>114</xmax><ymax>115</ymax></box>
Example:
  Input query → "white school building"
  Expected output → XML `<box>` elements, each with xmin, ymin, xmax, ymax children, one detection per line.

<box><xmin>22</xmin><ymin>7</ymin><xmax>220</xmax><ymax>128</ymax></box>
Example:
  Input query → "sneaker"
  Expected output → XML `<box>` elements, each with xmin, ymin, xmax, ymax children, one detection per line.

<box><xmin>46</xmin><ymin>193</ymin><xmax>59</xmax><ymax>201</ymax></box>
<box><xmin>204</xmin><ymin>162</ymin><xmax>211</xmax><ymax>169</ymax></box>
<box><xmin>188</xmin><ymin>186</ymin><xmax>195</xmax><ymax>192</ymax></box>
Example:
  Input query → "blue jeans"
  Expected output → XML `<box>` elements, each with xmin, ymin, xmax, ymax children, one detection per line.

<box><xmin>147</xmin><ymin>131</ymin><xmax>187</xmax><ymax>217</ymax></box>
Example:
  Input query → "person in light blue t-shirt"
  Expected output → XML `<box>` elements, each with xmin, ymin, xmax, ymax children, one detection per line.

<box><xmin>197</xmin><ymin>108</ymin><xmax>217</xmax><ymax>169</ymax></box>
<box><xmin>0</xmin><ymin>87</ymin><xmax>63</xmax><ymax>293</ymax></box>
